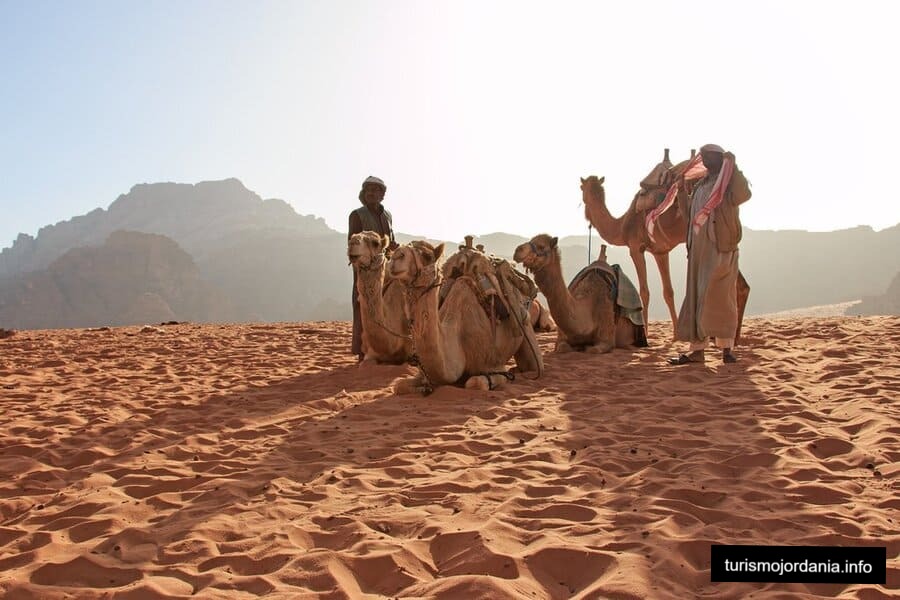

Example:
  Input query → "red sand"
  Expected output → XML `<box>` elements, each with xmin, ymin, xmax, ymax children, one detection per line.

<box><xmin>0</xmin><ymin>317</ymin><xmax>897</xmax><ymax>598</ymax></box>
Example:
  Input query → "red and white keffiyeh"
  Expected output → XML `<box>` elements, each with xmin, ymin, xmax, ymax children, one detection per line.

<box><xmin>646</xmin><ymin>153</ymin><xmax>735</xmax><ymax>241</ymax></box>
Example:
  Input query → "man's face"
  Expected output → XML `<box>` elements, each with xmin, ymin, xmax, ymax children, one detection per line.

<box><xmin>700</xmin><ymin>151</ymin><xmax>724</xmax><ymax>174</ymax></box>
<box><xmin>362</xmin><ymin>184</ymin><xmax>385</xmax><ymax>207</ymax></box>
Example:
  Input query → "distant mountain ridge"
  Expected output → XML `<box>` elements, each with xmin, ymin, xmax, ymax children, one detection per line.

<box><xmin>0</xmin><ymin>231</ymin><xmax>235</xmax><ymax>329</ymax></box>
<box><xmin>0</xmin><ymin>178</ymin><xmax>331</xmax><ymax>277</ymax></box>
<box><xmin>854</xmin><ymin>269</ymin><xmax>900</xmax><ymax>316</ymax></box>
<box><xmin>1</xmin><ymin>179</ymin><xmax>898</xmax><ymax>330</ymax></box>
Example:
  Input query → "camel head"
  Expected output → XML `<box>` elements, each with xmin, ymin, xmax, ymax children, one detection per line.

<box><xmin>513</xmin><ymin>234</ymin><xmax>558</xmax><ymax>273</ymax></box>
<box><xmin>580</xmin><ymin>175</ymin><xmax>606</xmax><ymax>217</ymax></box>
<box><xmin>388</xmin><ymin>240</ymin><xmax>445</xmax><ymax>287</ymax></box>
<box><xmin>347</xmin><ymin>231</ymin><xmax>390</xmax><ymax>269</ymax></box>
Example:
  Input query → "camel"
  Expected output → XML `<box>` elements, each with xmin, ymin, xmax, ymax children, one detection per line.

<box><xmin>580</xmin><ymin>164</ymin><xmax>750</xmax><ymax>344</ymax></box>
<box><xmin>529</xmin><ymin>299</ymin><xmax>556</xmax><ymax>332</ymax></box>
<box><xmin>514</xmin><ymin>234</ymin><xmax>643</xmax><ymax>353</ymax></box>
<box><xmin>347</xmin><ymin>231</ymin><xmax>412</xmax><ymax>364</ymax></box>
<box><xmin>387</xmin><ymin>240</ymin><xmax>543</xmax><ymax>394</ymax></box>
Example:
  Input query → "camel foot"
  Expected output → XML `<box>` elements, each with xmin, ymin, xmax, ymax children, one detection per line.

<box><xmin>464</xmin><ymin>373</ymin><xmax>509</xmax><ymax>391</ymax></box>
<box><xmin>394</xmin><ymin>376</ymin><xmax>432</xmax><ymax>396</ymax></box>
<box><xmin>586</xmin><ymin>342</ymin><xmax>614</xmax><ymax>354</ymax></box>
<box><xmin>555</xmin><ymin>341</ymin><xmax>576</xmax><ymax>354</ymax></box>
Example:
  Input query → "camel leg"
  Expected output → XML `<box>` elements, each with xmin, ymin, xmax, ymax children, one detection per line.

<box><xmin>630</xmin><ymin>248</ymin><xmax>650</xmax><ymax>339</ymax></box>
<box><xmin>653</xmin><ymin>252</ymin><xmax>679</xmax><ymax>340</ymax></box>
<box><xmin>736</xmin><ymin>270</ymin><xmax>750</xmax><ymax>346</ymax></box>
<box><xmin>588</xmin><ymin>294</ymin><xmax>616</xmax><ymax>353</ymax></box>
<box><xmin>614</xmin><ymin>317</ymin><xmax>636</xmax><ymax>348</ymax></box>
<box><xmin>359</xmin><ymin>355</ymin><xmax>379</xmax><ymax>367</ymax></box>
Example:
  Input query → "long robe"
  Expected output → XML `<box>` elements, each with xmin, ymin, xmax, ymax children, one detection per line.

<box><xmin>676</xmin><ymin>177</ymin><xmax>740</xmax><ymax>343</ymax></box>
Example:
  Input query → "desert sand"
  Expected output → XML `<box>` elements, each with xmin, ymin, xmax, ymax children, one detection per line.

<box><xmin>0</xmin><ymin>317</ymin><xmax>897</xmax><ymax>599</ymax></box>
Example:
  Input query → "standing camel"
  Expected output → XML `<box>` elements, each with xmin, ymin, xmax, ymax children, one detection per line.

<box><xmin>580</xmin><ymin>173</ymin><xmax>683</xmax><ymax>337</ymax></box>
<box><xmin>580</xmin><ymin>153</ymin><xmax>750</xmax><ymax>343</ymax></box>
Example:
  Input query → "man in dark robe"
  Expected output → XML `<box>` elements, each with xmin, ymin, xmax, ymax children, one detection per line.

<box><xmin>348</xmin><ymin>176</ymin><xmax>397</xmax><ymax>361</ymax></box>
<box><xmin>669</xmin><ymin>144</ymin><xmax>751</xmax><ymax>365</ymax></box>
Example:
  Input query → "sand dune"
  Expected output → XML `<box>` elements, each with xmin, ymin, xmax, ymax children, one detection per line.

<box><xmin>0</xmin><ymin>317</ymin><xmax>897</xmax><ymax>598</ymax></box>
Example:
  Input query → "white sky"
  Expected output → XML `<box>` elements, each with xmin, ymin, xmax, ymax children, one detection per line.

<box><xmin>2</xmin><ymin>0</ymin><xmax>899</xmax><ymax>249</ymax></box>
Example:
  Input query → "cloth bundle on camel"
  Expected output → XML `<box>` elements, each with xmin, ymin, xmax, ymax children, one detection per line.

<box><xmin>439</xmin><ymin>243</ymin><xmax>537</xmax><ymax>325</ymax></box>
<box><xmin>634</xmin><ymin>149</ymin><xmax>674</xmax><ymax>212</ymax></box>
<box><xmin>645</xmin><ymin>152</ymin><xmax>735</xmax><ymax>242</ymax></box>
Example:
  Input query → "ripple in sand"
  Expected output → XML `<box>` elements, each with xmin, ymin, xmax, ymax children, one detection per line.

<box><xmin>514</xmin><ymin>503</ymin><xmax>598</xmax><ymax>522</ymax></box>
<box><xmin>30</xmin><ymin>556</ymin><xmax>143</xmax><ymax>588</ymax></box>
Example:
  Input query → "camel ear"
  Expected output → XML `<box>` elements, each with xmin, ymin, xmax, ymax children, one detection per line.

<box><xmin>598</xmin><ymin>177</ymin><xmax>605</xmax><ymax>184</ymax></box>
<box><xmin>433</xmin><ymin>243</ymin><xmax>445</xmax><ymax>261</ymax></box>
<box><xmin>551</xmin><ymin>237</ymin><xmax>558</xmax><ymax>248</ymax></box>
<box><xmin>580</xmin><ymin>177</ymin><xmax>585</xmax><ymax>184</ymax></box>
<box><xmin>381</xmin><ymin>234</ymin><xmax>390</xmax><ymax>249</ymax></box>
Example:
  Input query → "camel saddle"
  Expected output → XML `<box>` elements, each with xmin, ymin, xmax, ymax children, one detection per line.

<box><xmin>439</xmin><ymin>257</ymin><xmax>536</xmax><ymax>324</ymax></box>
<box><xmin>568</xmin><ymin>260</ymin><xmax>645</xmax><ymax>328</ymax></box>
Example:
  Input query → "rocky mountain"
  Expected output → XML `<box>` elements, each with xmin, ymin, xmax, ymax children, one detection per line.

<box><xmin>197</xmin><ymin>228</ymin><xmax>350</xmax><ymax>323</ymax></box>
<box><xmin>852</xmin><ymin>269</ymin><xmax>900</xmax><ymax>316</ymax></box>
<box><xmin>0</xmin><ymin>231</ymin><xmax>236</xmax><ymax>329</ymax></box>
<box><xmin>0</xmin><ymin>179</ymin><xmax>331</xmax><ymax>277</ymax></box>
<box><xmin>1</xmin><ymin>179</ymin><xmax>898</xmax><ymax>330</ymax></box>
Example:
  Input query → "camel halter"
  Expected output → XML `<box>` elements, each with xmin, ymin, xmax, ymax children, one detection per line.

<box><xmin>350</xmin><ymin>251</ymin><xmax>385</xmax><ymax>271</ymax></box>
<box><xmin>404</xmin><ymin>247</ymin><xmax>442</xmax><ymax>291</ymax></box>
<box><xmin>528</xmin><ymin>240</ymin><xmax>550</xmax><ymax>258</ymax></box>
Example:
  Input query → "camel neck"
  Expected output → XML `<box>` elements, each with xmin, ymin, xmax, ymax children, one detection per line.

<box><xmin>534</xmin><ymin>256</ymin><xmax>583</xmax><ymax>335</ymax></box>
<box><xmin>408</xmin><ymin>284</ymin><xmax>454</xmax><ymax>383</ymax></box>
<box><xmin>584</xmin><ymin>191</ymin><xmax>627</xmax><ymax>246</ymax></box>
<box><xmin>356</xmin><ymin>261</ymin><xmax>386</xmax><ymax>322</ymax></box>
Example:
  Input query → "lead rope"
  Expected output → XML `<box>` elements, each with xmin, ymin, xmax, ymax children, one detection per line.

<box><xmin>587</xmin><ymin>223</ymin><xmax>593</xmax><ymax>265</ymax></box>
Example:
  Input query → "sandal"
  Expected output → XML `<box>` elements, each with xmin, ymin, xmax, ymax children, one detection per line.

<box><xmin>667</xmin><ymin>350</ymin><xmax>705</xmax><ymax>365</ymax></box>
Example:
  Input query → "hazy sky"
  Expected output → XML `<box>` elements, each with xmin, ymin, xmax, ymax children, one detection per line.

<box><xmin>2</xmin><ymin>0</ymin><xmax>899</xmax><ymax>250</ymax></box>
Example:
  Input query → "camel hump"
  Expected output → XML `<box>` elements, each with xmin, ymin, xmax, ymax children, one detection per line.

<box><xmin>568</xmin><ymin>262</ymin><xmax>645</xmax><ymax>327</ymax></box>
